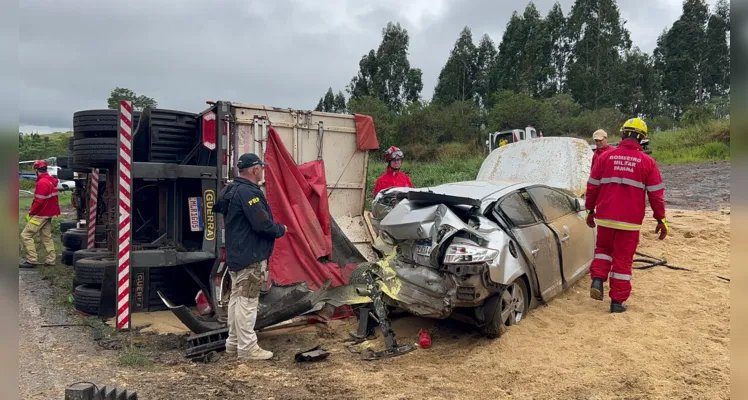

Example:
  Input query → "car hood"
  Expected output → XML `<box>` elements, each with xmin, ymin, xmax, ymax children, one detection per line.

<box><xmin>477</xmin><ymin>137</ymin><xmax>593</xmax><ymax>197</ymax></box>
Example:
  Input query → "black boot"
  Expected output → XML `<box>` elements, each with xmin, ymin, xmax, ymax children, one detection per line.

<box><xmin>590</xmin><ymin>278</ymin><xmax>604</xmax><ymax>301</ymax></box>
<box><xmin>610</xmin><ymin>301</ymin><xmax>627</xmax><ymax>313</ymax></box>
<box><xmin>19</xmin><ymin>260</ymin><xmax>37</xmax><ymax>269</ymax></box>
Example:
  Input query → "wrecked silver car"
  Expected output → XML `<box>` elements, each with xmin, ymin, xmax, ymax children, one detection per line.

<box><xmin>362</xmin><ymin>179</ymin><xmax>595</xmax><ymax>340</ymax></box>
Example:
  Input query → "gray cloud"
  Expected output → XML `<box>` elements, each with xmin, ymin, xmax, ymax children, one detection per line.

<box><xmin>20</xmin><ymin>0</ymin><xmax>709</xmax><ymax>133</ymax></box>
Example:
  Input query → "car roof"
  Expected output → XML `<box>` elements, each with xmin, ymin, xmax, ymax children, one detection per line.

<box><xmin>422</xmin><ymin>180</ymin><xmax>534</xmax><ymax>202</ymax></box>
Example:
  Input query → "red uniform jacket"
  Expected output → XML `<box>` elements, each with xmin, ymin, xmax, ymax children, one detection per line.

<box><xmin>29</xmin><ymin>172</ymin><xmax>61</xmax><ymax>217</ymax></box>
<box><xmin>591</xmin><ymin>145</ymin><xmax>613</xmax><ymax>168</ymax></box>
<box><xmin>585</xmin><ymin>140</ymin><xmax>666</xmax><ymax>230</ymax></box>
<box><xmin>373</xmin><ymin>168</ymin><xmax>414</xmax><ymax>196</ymax></box>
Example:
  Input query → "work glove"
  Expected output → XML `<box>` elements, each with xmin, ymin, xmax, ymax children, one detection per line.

<box><xmin>585</xmin><ymin>210</ymin><xmax>595</xmax><ymax>228</ymax></box>
<box><xmin>655</xmin><ymin>219</ymin><xmax>668</xmax><ymax>240</ymax></box>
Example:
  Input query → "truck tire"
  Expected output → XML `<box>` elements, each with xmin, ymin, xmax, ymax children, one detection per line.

<box><xmin>57</xmin><ymin>156</ymin><xmax>69</xmax><ymax>168</ymax></box>
<box><xmin>60</xmin><ymin>220</ymin><xmax>77</xmax><ymax>233</ymax></box>
<box><xmin>72</xmin><ymin>248</ymin><xmax>110</xmax><ymax>265</ymax></box>
<box><xmin>73</xmin><ymin>137</ymin><xmax>117</xmax><ymax>167</ymax></box>
<box><xmin>74</xmin><ymin>256</ymin><xmax>115</xmax><ymax>285</ymax></box>
<box><xmin>68</xmin><ymin>155</ymin><xmax>91</xmax><ymax>173</ymax></box>
<box><xmin>149</xmin><ymin>109</ymin><xmax>198</xmax><ymax>163</ymax></box>
<box><xmin>348</xmin><ymin>262</ymin><xmax>377</xmax><ymax>285</ymax></box>
<box><xmin>61</xmin><ymin>250</ymin><xmax>75</xmax><ymax>266</ymax></box>
<box><xmin>62</xmin><ymin>228</ymin><xmax>87</xmax><ymax>250</ymax></box>
<box><xmin>68</xmin><ymin>137</ymin><xmax>74</xmax><ymax>152</ymax></box>
<box><xmin>73</xmin><ymin>285</ymin><xmax>101</xmax><ymax>315</ymax></box>
<box><xmin>57</xmin><ymin>168</ymin><xmax>74</xmax><ymax>181</ymax></box>
<box><xmin>73</xmin><ymin>110</ymin><xmax>141</xmax><ymax>139</ymax></box>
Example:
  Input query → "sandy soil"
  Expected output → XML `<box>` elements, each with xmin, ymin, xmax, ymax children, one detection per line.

<box><xmin>18</xmin><ymin>162</ymin><xmax>730</xmax><ymax>400</ymax></box>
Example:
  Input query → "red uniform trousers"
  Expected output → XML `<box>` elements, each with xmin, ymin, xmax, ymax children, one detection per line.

<box><xmin>589</xmin><ymin>226</ymin><xmax>640</xmax><ymax>303</ymax></box>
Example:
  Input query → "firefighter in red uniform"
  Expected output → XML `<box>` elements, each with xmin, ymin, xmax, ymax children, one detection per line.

<box><xmin>20</xmin><ymin>160</ymin><xmax>61</xmax><ymax>268</ymax></box>
<box><xmin>585</xmin><ymin>118</ymin><xmax>668</xmax><ymax>313</ymax></box>
<box><xmin>373</xmin><ymin>146</ymin><xmax>414</xmax><ymax>196</ymax></box>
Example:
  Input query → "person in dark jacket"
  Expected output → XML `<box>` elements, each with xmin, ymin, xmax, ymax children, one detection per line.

<box><xmin>223</xmin><ymin>153</ymin><xmax>286</xmax><ymax>360</ymax></box>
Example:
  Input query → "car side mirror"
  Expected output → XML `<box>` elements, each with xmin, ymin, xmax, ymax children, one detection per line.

<box><xmin>574</xmin><ymin>198</ymin><xmax>583</xmax><ymax>212</ymax></box>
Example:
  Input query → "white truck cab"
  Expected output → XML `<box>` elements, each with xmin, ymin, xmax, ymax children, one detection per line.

<box><xmin>486</xmin><ymin>126</ymin><xmax>542</xmax><ymax>152</ymax></box>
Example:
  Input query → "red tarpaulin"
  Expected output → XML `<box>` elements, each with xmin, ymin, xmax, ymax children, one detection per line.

<box><xmin>264</xmin><ymin>125</ymin><xmax>357</xmax><ymax>291</ymax></box>
<box><xmin>354</xmin><ymin>114</ymin><xmax>379</xmax><ymax>151</ymax></box>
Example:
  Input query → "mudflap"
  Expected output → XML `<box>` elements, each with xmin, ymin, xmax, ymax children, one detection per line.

<box><xmin>158</xmin><ymin>279</ymin><xmax>334</xmax><ymax>334</ymax></box>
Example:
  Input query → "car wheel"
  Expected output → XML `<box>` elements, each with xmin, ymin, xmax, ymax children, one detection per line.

<box><xmin>73</xmin><ymin>284</ymin><xmax>101</xmax><ymax>315</ymax></box>
<box><xmin>480</xmin><ymin>278</ymin><xmax>528</xmax><ymax>339</ymax></box>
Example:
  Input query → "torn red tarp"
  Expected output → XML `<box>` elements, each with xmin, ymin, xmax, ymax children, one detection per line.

<box><xmin>354</xmin><ymin>114</ymin><xmax>379</xmax><ymax>151</ymax></box>
<box><xmin>264</xmin><ymin>125</ymin><xmax>357</xmax><ymax>290</ymax></box>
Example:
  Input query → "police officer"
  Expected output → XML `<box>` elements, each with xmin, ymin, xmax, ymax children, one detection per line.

<box><xmin>223</xmin><ymin>153</ymin><xmax>286</xmax><ymax>360</ymax></box>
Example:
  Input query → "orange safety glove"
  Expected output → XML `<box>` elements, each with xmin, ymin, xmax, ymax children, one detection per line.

<box><xmin>586</xmin><ymin>210</ymin><xmax>596</xmax><ymax>228</ymax></box>
<box><xmin>655</xmin><ymin>219</ymin><xmax>668</xmax><ymax>240</ymax></box>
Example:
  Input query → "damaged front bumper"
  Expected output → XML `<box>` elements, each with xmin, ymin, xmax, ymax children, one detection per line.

<box><xmin>158</xmin><ymin>279</ymin><xmax>333</xmax><ymax>334</ymax></box>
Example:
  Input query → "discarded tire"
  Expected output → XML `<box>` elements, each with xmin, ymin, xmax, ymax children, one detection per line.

<box><xmin>61</xmin><ymin>250</ymin><xmax>75</xmax><ymax>266</ymax></box>
<box><xmin>73</xmin><ymin>248</ymin><xmax>110</xmax><ymax>265</ymax></box>
<box><xmin>73</xmin><ymin>284</ymin><xmax>101</xmax><ymax>315</ymax></box>
<box><xmin>73</xmin><ymin>137</ymin><xmax>117</xmax><ymax>167</ymax></box>
<box><xmin>59</xmin><ymin>220</ymin><xmax>77</xmax><ymax>233</ymax></box>
<box><xmin>73</xmin><ymin>109</ymin><xmax>141</xmax><ymax>139</ymax></box>
<box><xmin>62</xmin><ymin>228</ymin><xmax>87</xmax><ymax>250</ymax></box>
<box><xmin>74</xmin><ymin>256</ymin><xmax>115</xmax><ymax>285</ymax></box>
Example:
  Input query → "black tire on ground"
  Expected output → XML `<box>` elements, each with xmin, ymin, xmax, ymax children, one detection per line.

<box><xmin>57</xmin><ymin>168</ymin><xmax>75</xmax><ymax>180</ymax></box>
<box><xmin>59</xmin><ymin>220</ymin><xmax>78</xmax><ymax>233</ymax></box>
<box><xmin>74</xmin><ymin>256</ymin><xmax>115</xmax><ymax>285</ymax></box>
<box><xmin>73</xmin><ymin>110</ymin><xmax>141</xmax><ymax>139</ymax></box>
<box><xmin>61</xmin><ymin>250</ymin><xmax>75</xmax><ymax>266</ymax></box>
<box><xmin>68</xmin><ymin>137</ymin><xmax>74</xmax><ymax>152</ymax></box>
<box><xmin>72</xmin><ymin>248</ymin><xmax>111</xmax><ymax>265</ymax></box>
<box><xmin>73</xmin><ymin>285</ymin><xmax>101</xmax><ymax>315</ymax></box>
<box><xmin>73</xmin><ymin>137</ymin><xmax>117</xmax><ymax>167</ymax></box>
<box><xmin>62</xmin><ymin>228</ymin><xmax>87</xmax><ymax>251</ymax></box>
<box><xmin>480</xmin><ymin>278</ymin><xmax>528</xmax><ymax>339</ymax></box>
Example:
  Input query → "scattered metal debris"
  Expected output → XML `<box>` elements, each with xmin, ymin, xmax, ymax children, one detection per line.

<box><xmin>294</xmin><ymin>345</ymin><xmax>330</xmax><ymax>362</ymax></box>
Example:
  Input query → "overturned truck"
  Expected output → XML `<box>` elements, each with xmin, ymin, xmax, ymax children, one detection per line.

<box><xmin>69</xmin><ymin>101</ymin><xmax>380</xmax><ymax>334</ymax></box>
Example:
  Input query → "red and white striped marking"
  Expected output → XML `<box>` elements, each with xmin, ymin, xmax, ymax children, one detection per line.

<box><xmin>87</xmin><ymin>169</ymin><xmax>99</xmax><ymax>249</ymax></box>
<box><xmin>117</xmin><ymin>101</ymin><xmax>133</xmax><ymax>330</ymax></box>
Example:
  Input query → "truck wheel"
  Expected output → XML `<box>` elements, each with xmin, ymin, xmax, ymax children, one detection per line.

<box><xmin>480</xmin><ymin>279</ymin><xmax>528</xmax><ymax>339</ymax></box>
<box><xmin>59</xmin><ymin>220</ymin><xmax>77</xmax><ymax>233</ymax></box>
<box><xmin>74</xmin><ymin>256</ymin><xmax>115</xmax><ymax>285</ymax></box>
<box><xmin>61</xmin><ymin>250</ymin><xmax>75</xmax><ymax>266</ymax></box>
<box><xmin>73</xmin><ymin>285</ymin><xmax>101</xmax><ymax>315</ymax></box>
<box><xmin>62</xmin><ymin>228</ymin><xmax>87</xmax><ymax>251</ymax></box>
<box><xmin>73</xmin><ymin>137</ymin><xmax>117</xmax><ymax>167</ymax></box>
<box><xmin>73</xmin><ymin>110</ymin><xmax>141</xmax><ymax>139</ymax></box>
<box><xmin>57</xmin><ymin>168</ymin><xmax>75</xmax><ymax>181</ymax></box>
<box><xmin>72</xmin><ymin>248</ymin><xmax>110</xmax><ymax>265</ymax></box>
<box><xmin>148</xmin><ymin>109</ymin><xmax>198</xmax><ymax>163</ymax></box>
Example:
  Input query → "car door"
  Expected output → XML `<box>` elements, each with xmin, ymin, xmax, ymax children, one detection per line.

<box><xmin>526</xmin><ymin>186</ymin><xmax>594</xmax><ymax>288</ymax></box>
<box><xmin>493</xmin><ymin>191</ymin><xmax>564</xmax><ymax>302</ymax></box>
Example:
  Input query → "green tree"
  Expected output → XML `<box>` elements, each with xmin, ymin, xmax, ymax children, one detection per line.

<box><xmin>433</xmin><ymin>27</ymin><xmax>478</xmax><ymax>105</ymax></box>
<box><xmin>618</xmin><ymin>48</ymin><xmax>658</xmax><ymax>117</ymax></box>
<box><xmin>488</xmin><ymin>90</ymin><xmax>549</xmax><ymax>131</ymax></box>
<box><xmin>518</xmin><ymin>2</ymin><xmax>551</xmax><ymax>97</ymax></box>
<box><xmin>107</xmin><ymin>87</ymin><xmax>158</xmax><ymax>111</ymax></box>
<box><xmin>314</xmin><ymin>88</ymin><xmax>347</xmax><ymax>113</ymax></box>
<box><xmin>492</xmin><ymin>12</ymin><xmax>525</xmax><ymax>94</ymax></box>
<box><xmin>474</xmin><ymin>34</ymin><xmax>498</xmax><ymax>108</ymax></box>
<box><xmin>347</xmin><ymin>95</ymin><xmax>396</xmax><ymax>146</ymax></box>
<box><xmin>543</xmin><ymin>2</ymin><xmax>567</xmax><ymax>96</ymax></box>
<box><xmin>704</xmin><ymin>0</ymin><xmax>730</xmax><ymax>98</ymax></box>
<box><xmin>347</xmin><ymin>22</ymin><xmax>423</xmax><ymax>113</ymax></box>
<box><xmin>655</xmin><ymin>0</ymin><xmax>710</xmax><ymax>116</ymax></box>
<box><xmin>565</xmin><ymin>0</ymin><xmax>631</xmax><ymax>110</ymax></box>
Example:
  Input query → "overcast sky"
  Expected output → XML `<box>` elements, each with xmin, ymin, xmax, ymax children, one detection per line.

<box><xmin>19</xmin><ymin>0</ymin><xmax>716</xmax><ymax>133</ymax></box>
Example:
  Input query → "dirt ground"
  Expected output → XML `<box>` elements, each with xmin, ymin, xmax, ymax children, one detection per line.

<box><xmin>19</xmin><ymin>161</ymin><xmax>730</xmax><ymax>400</ymax></box>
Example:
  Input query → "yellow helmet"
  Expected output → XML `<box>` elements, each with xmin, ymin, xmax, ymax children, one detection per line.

<box><xmin>621</xmin><ymin>117</ymin><xmax>648</xmax><ymax>140</ymax></box>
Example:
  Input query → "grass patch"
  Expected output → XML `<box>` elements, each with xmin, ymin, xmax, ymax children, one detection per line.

<box><xmin>648</xmin><ymin>119</ymin><xmax>730</xmax><ymax>165</ymax></box>
<box><xmin>118</xmin><ymin>345</ymin><xmax>153</xmax><ymax>368</ymax></box>
<box><xmin>19</xmin><ymin>191</ymin><xmax>72</xmax><ymax>211</ymax></box>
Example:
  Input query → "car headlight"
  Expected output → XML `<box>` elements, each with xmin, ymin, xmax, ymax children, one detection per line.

<box><xmin>443</xmin><ymin>243</ymin><xmax>499</xmax><ymax>264</ymax></box>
